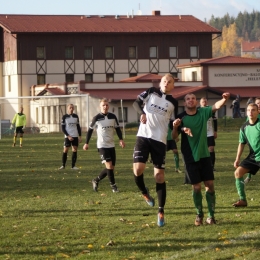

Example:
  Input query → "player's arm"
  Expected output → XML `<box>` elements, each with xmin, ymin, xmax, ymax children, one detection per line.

<box><xmin>61</xmin><ymin>116</ymin><xmax>70</xmax><ymax>137</ymax></box>
<box><xmin>212</xmin><ymin>92</ymin><xmax>230</xmax><ymax>112</ymax></box>
<box><xmin>172</xmin><ymin>119</ymin><xmax>181</xmax><ymax>140</ymax></box>
<box><xmin>234</xmin><ymin>143</ymin><xmax>245</xmax><ymax>168</ymax></box>
<box><xmin>133</xmin><ymin>97</ymin><xmax>147</xmax><ymax>124</ymax></box>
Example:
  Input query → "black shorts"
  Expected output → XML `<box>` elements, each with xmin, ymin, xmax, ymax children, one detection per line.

<box><xmin>15</xmin><ymin>126</ymin><xmax>24</xmax><ymax>134</ymax></box>
<box><xmin>64</xmin><ymin>137</ymin><xmax>79</xmax><ymax>147</ymax></box>
<box><xmin>185</xmin><ymin>157</ymin><xmax>214</xmax><ymax>184</ymax></box>
<box><xmin>133</xmin><ymin>137</ymin><xmax>166</xmax><ymax>169</ymax></box>
<box><xmin>98</xmin><ymin>147</ymin><xmax>116</xmax><ymax>166</ymax></box>
<box><xmin>240</xmin><ymin>156</ymin><xmax>260</xmax><ymax>175</ymax></box>
<box><xmin>167</xmin><ymin>139</ymin><xmax>177</xmax><ymax>151</ymax></box>
<box><xmin>207</xmin><ymin>136</ymin><xmax>215</xmax><ymax>147</ymax></box>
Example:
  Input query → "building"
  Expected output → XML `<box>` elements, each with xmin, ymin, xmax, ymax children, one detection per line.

<box><xmin>241</xmin><ymin>41</ymin><xmax>260</xmax><ymax>58</ymax></box>
<box><xmin>0</xmin><ymin>12</ymin><xmax>220</xmax><ymax>126</ymax></box>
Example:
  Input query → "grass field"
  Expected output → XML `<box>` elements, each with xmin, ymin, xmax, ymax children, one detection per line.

<box><xmin>1</xmin><ymin>127</ymin><xmax>260</xmax><ymax>260</ymax></box>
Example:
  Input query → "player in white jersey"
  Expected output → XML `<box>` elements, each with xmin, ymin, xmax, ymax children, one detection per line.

<box><xmin>200</xmin><ymin>97</ymin><xmax>218</xmax><ymax>171</ymax></box>
<box><xmin>83</xmin><ymin>98</ymin><xmax>125</xmax><ymax>193</ymax></box>
<box><xmin>132</xmin><ymin>73</ymin><xmax>178</xmax><ymax>227</ymax></box>
<box><xmin>59</xmin><ymin>104</ymin><xmax>82</xmax><ymax>170</ymax></box>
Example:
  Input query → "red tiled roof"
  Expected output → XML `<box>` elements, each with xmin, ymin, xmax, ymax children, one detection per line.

<box><xmin>79</xmin><ymin>85</ymin><xmax>208</xmax><ymax>101</ymax></box>
<box><xmin>177</xmin><ymin>56</ymin><xmax>260</xmax><ymax>68</ymax></box>
<box><xmin>208</xmin><ymin>87</ymin><xmax>260</xmax><ymax>98</ymax></box>
<box><xmin>0</xmin><ymin>14</ymin><xmax>221</xmax><ymax>34</ymax></box>
<box><xmin>37</xmin><ymin>87</ymin><xmax>66</xmax><ymax>96</ymax></box>
<box><xmin>241</xmin><ymin>41</ymin><xmax>260</xmax><ymax>52</ymax></box>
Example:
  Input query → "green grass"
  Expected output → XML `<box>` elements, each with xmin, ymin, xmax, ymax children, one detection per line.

<box><xmin>1</xmin><ymin>129</ymin><xmax>260</xmax><ymax>260</ymax></box>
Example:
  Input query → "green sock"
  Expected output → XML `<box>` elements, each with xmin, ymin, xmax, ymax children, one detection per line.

<box><xmin>247</xmin><ymin>173</ymin><xmax>252</xmax><ymax>179</ymax></box>
<box><xmin>174</xmin><ymin>153</ymin><xmax>179</xmax><ymax>169</ymax></box>
<box><xmin>235</xmin><ymin>178</ymin><xmax>246</xmax><ymax>201</ymax></box>
<box><xmin>205</xmin><ymin>191</ymin><xmax>215</xmax><ymax>218</ymax></box>
<box><xmin>192</xmin><ymin>191</ymin><xmax>203</xmax><ymax>216</ymax></box>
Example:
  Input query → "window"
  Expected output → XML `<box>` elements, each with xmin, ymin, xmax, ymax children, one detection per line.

<box><xmin>37</xmin><ymin>74</ymin><xmax>45</xmax><ymax>85</ymax></box>
<box><xmin>65</xmin><ymin>46</ymin><xmax>74</xmax><ymax>59</ymax></box>
<box><xmin>129</xmin><ymin>73</ymin><xmax>137</xmax><ymax>77</ymax></box>
<box><xmin>66</xmin><ymin>74</ymin><xmax>74</xmax><ymax>83</ymax></box>
<box><xmin>85</xmin><ymin>74</ymin><xmax>93</xmax><ymax>82</ymax></box>
<box><xmin>129</xmin><ymin>46</ymin><xmax>137</xmax><ymax>58</ymax></box>
<box><xmin>7</xmin><ymin>48</ymin><xmax>10</xmax><ymax>61</ymax></box>
<box><xmin>192</xmin><ymin>71</ymin><xmax>197</xmax><ymax>81</ymax></box>
<box><xmin>84</xmin><ymin>46</ymin><xmax>93</xmax><ymax>59</ymax></box>
<box><xmin>37</xmin><ymin>47</ymin><xmax>45</xmax><ymax>59</ymax></box>
<box><xmin>190</xmin><ymin>46</ymin><xmax>198</xmax><ymax>58</ymax></box>
<box><xmin>171</xmin><ymin>72</ymin><xmax>178</xmax><ymax>78</ymax></box>
<box><xmin>169</xmin><ymin>47</ymin><xmax>177</xmax><ymax>58</ymax></box>
<box><xmin>150</xmin><ymin>46</ymin><xmax>157</xmax><ymax>58</ymax></box>
<box><xmin>118</xmin><ymin>107</ymin><xmax>128</xmax><ymax>122</ymax></box>
<box><xmin>106</xmin><ymin>74</ymin><xmax>114</xmax><ymax>82</ymax></box>
<box><xmin>105</xmin><ymin>46</ymin><xmax>113</xmax><ymax>59</ymax></box>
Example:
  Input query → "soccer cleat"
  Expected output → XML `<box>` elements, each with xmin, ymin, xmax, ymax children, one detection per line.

<box><xmin>20</xmin><ymin>144</ymin><xmax>22</xmax><ymax>148</ymax></box>
<box><xmin>92</xmin><ymin>179</ymin><xmax>98</xmax><ymax>192</ymax></box>
<box><xmin>244</xmin><ymin>177</ymin><xmax>251</xmax><ymax>184</ymax></box>
<box><xmin>194</xmin><ymin>214</ymin><xmax>204</xmax><ymax>226</ymax></box>
<box><xmin>71</xmin><ymin>166</ymin><xmax>79</xmax><ymax>170</ymax></box>
<box><xmin>205</xmin><ymin>217</ymin><xmax>216</xmax><ymax>225</ymax></box>
<box><xmin>157</xmin><ymin>212</ymin><xmax>165</xmax><ymax>227</ymax></box>
<box><xmin>59</xmin><ymin>166</ymin><xmax>65</xmax><ymax>170</ymax></box>
<box><xmin>142</xmin><ymin>188</ymin><xmax>155</xmax><ymax>207</ymax></box>
<box><xmin>175</xmin><ymin>168</ymin><xmax>182</xmax><ymax>173</ymax></box>
<box><xmin>111</xmin><ymin>184</ymin><xmax>119</xmax><ymax>193</ymax></box>
<box><xmin>12</xmin><ymin>143</ymin><xmax>16</xmax><ymax>147</ymax></box>
<box><xmin>232</xmin><ymin>200</ymin><xmax>247</xmax><ymax>207</ymax></box>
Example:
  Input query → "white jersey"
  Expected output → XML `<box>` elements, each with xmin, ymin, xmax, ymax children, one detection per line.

<box><xmin>136</xmin><ymin>87</ymin><xmax>178</xmax><ymax>144</ymax></box>
<box><xmin>207</xmin><ymin>117</ymin><xmax>214</xmax><ymax>137</ymax></box>
<box><xmin>87</xmin><ymin>112</ymin><xmax>122</xmax><ymax>148</ymax></box>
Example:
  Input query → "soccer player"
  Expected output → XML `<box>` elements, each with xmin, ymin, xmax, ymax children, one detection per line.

<box><xmin>11</xmin><ymin>106</ymin><xmax>26</xmax><ymax>147</ymax></box>
<box><xmin>83</xmin><ymin>98</ymin><xmax>125</xmax><ymax>193</ymax></box>
<box><xmin>59</xmin><ymin>104</ymin><xmax>82</xmax><ymax>170</ymax></box>
<box><xmin>244</xmin><ymin>97</ymin><xmax>260</xmax><ymax>184</ymax></box>
<box><xmin>132</xmin><ymin>73</ymin><xmax>178</xmax><ymax>227</ymax></box>
<box><xmin>172</xmin><ymin>92</ymin><xmax>230</xmax><ymax>225</ymax></box>
<box><xmin>232</xmin><ymin>103</ymin><xmax>260</xmax><ymax>207</ymax></box>
<box><xmin>166</xmin><ymin>127</ymin><xmax>182</xmax><ymax>173</ymax></box>
<box><xmin>199</xmin><ymin>97</ymin><xmax>218</xmax><ymax>171</ymax></box>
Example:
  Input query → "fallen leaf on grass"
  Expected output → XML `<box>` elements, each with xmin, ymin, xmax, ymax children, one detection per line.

<box><xmin>87</xmin><ymin>244</ymin><xmax>93</xmax><ymax>248</ymax></box>
<box><xmin>106</xmin><ymin>240</ymin><xmax>115</xmax><ymax>246</ymax></box>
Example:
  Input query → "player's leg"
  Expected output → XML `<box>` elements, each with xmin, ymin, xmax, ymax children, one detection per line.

<box><xmin>59</xmin><ymin>138</ymin><xmax>69</xmax><ymax>169</ymax></box>
<box><xmin>207</xmin><ymin>136</ymin><xmax>216</xmax><ymax>170</ymax></box>
<box><xmin>204</xmin><ymin>180</ymin><xmax>216</xmax><ymax>224</ymax></box>
<box><xmin>13</xmin><ymin>130</ymin><xmax>18</xmax><ymax>147</ymax></box>
<box><xmin>19</xmin><ymin>127</ymin><xmax>24</xmax><ymax>147</ymax></box>
<box><xmin>104</xmin><ymin>148</ymin><xmax>118</xmax><ymax>192</ymax></box>
<box><xmin>71</xmin><ymin>138</ymin><xmax>79</xmax><ymax>169</ymax></box>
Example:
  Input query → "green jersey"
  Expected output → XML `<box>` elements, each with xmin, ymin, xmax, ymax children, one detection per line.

<box><xmin>178</xmin><ymin>106</ymin><xmax>212</xmax><ymax>163</ymax></box>
<box><xmin>239</xmin><ymin>118</ymin><xmax>260</xmax><ymax>162</ymax></box>
<box><xmin>12</xmin><ymin>113</ymin><xmax>26</xmax><ymax>127</ymax></box>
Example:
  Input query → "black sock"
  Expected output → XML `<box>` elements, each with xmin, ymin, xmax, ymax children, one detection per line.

<box><xmin>134</xmin><ymin>174</ymin><xmax>147</xmax><ymax>194</ymax></box>
<box><xmin>72</xmin><ymin>151</ymin><xmax>77</xmax><ymax>168</ymax></box>
<box><xmin>62</xmin><ymin>152</ymin><xmax>67</xmax><ymax>167</ymax></box>
<box><xmin>210</xmin><ymin>152</ymin><xmax>215</xmax><ymax>168</ymax></box>
<box><xmin>95</xmin><ymin>169</ymin><xmax>108</xmax><ymax>183</ymax></box>
<box><xmin>156</xmin><ymin>182</ymin><xmax>166</xmax><ymax>208</ymax></box>
<box><xmin>107</xmin><ymin>169</ymin><xmax>115</xmax><ymax>185</ymax></box>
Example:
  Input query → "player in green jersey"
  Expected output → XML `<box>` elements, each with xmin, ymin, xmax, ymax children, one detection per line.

<box><xmin>232</xmin><ymin>103</ymin><xmax>260</xmax><ymax>207</ymax></box>
<box><xmin>172</xmin><ymin>92</ymin><xmax>230</xmax><ymax>225</ymax></box>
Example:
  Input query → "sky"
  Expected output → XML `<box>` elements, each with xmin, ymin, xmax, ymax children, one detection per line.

<box><xmin>0</xmin><ymin>0</ymin><xmax>259</xmax><ymax>22</ymax></box>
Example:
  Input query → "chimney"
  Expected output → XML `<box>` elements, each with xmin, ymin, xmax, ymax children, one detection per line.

<box><xmin>152</xmin><ymin>10</ymin><xmax>161</xmax><ymax>16</ymax></box>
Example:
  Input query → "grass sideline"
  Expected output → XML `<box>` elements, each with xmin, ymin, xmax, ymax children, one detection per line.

<box><xmin>1</xmin><ymin>130</ymin><xmax>260</xmax><ymax>260</ymax></box>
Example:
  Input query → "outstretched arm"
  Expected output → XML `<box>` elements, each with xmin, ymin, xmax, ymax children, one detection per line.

<box><xmin>234</xmin><ymin>143</ymin><xmax>245</xmax><ymax>168</ymax></box>
<box><xmin>212</xmin><ymin>92</ymin><xmax>230</xmax><ymax>112</ymax></box>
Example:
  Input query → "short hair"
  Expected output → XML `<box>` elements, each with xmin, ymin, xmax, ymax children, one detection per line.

<box><xmin>255</xmin><ymin>97</ymin><xmax>260</xmax><ymax>102</ymax></box>
<box><xmin>100</xmin><ymin>98</ymin><xmax>109</xmax><ymax>103</ymax></box>
<box><xmin>184</xmin><ymin>93</ymin><xmax>196</xmax><ymax>101</ymax></box>
<box><xmin>162</xmin><ymin>73</ymin><xmax>175</xmax><ymax>81</ymax></box>
<box><xmin>200</xmin><ymin>97</ymin><xmax>207</xmax><ymax>101</ymax></box>
<box><xmin>247</xmin><ymin>103</ymin><xmax>258</xmax><ymax>110</ymax></box>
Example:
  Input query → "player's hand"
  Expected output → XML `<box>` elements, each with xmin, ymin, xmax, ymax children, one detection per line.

<box><xmin>173</xmin><ymin>118</ymin><xmax>181</xmax><ymax>128</ymax></box>
<box><xmin>78</xmin><ymin>137</ymin><xmax>82</xmax><ymax>143</ymax></box>
<box><xmin>140</xmin><ymin>114</ymin><xmax>147</xmax><ymax>124</ymax></box>
<box><xmin>10</xmin><ymin>125</ymin><xmax>13</xmax><ymax>129</ymax></box>
<box><xmin>234</xmin><ymin>160</ymin><xmax>240</xmax><ymax>168</ymax></box>
<box><xmin>68</xmin><ymin>136</ymin><xmax>74</xmax><ymax>141</ymax></box>
<box><xmin>183</xmin><ymin>127</ymin><xmax>193</xmax><ymax>137</ymax></box>
<box><xmin>119</xmin><ymin>140</ymin><xmax>125</xmax><ymax>148</ymax></box>
<box><xmin>83</xmin><ymin>144</ymin><xmax>89</xmax><ymax>150</ymax></box>
<box><xmin>22</xmin><ymin>126</ymin><xmax>25</xmax><ymax>130</ymax></box>
<box><xmin>222</xmin><ymin>92</ymin><xmax>230</xmax><ymax>100</ymax></box>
